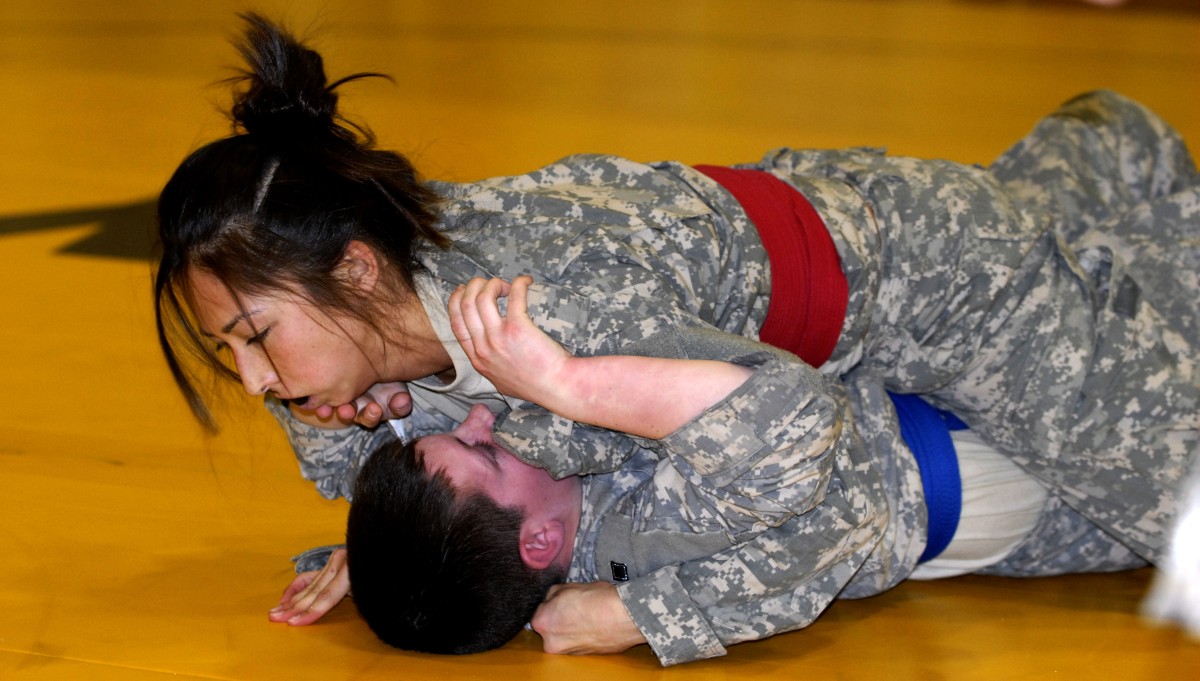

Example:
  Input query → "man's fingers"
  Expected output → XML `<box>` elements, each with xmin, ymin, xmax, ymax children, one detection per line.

<box><xmin>332</xmin><ymin>402</ymin><xmax>356</xmax><ymax>423</ymax></box>
<box><xmin>387</xmin><ymin>390</ymin><xmax>413</xmax><ymax>417</ymax></box>
<box><xmin>351</xmin><ymin>396</ymin><xmax>383</xmax><ymax>427</ymax></box>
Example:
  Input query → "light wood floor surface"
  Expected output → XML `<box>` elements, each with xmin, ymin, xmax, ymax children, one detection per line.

<box><xmin>1</xmin><ymin>1</ymin><xmax>1198</xmax><ymax>678</ymax></box>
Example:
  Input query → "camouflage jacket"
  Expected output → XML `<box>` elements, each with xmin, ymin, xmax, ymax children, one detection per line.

<box><xmin>566</xmin><ymin>363</ymin><xmax>931</xmax><ymax>664</ymax></box>
<box><xmin>270</xmin><ymin>91</ymin><xmax>1199</xmax><ymax>662</ymax></box>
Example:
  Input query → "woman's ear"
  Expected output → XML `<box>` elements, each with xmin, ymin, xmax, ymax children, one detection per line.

<box><xmin>518</xmin><ymin>519</ymin><xmax>566</xmax><ymax>571</ymax></box>
<box><xmin>337</xmin><ymin>240</ymin><xmax>380</xmax><ymax>294</ymax></box>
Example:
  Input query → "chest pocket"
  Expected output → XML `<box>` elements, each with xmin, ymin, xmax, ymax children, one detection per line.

<box><xmin>594</xmin><ymin>514</ymin><xmax>733</xmax><ymax>582</ymax></box>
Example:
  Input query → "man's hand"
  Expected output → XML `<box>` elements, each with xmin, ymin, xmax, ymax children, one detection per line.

<box><xmin>269</xmin><ymin>547</ymin><xmax>351</xmax><ymax>625</ymax></box>
<box><xmin>530</xmin><ymin>582</ymin><xmax>647</xmax><ymax>655</ymax></box>
<box><xmin>291</xmin><ymin>383</ymin><xmax>413</xmax><ymax>429</ymax></box>
<box><xmin>334</xmin><ymin>382</ymin><xmax>413</xmax><ymax>428</ymax></box>
<box><xmin>448</xmin><ymin>275</ymin><xmax>573</xmax><ymax>407</ymax></box>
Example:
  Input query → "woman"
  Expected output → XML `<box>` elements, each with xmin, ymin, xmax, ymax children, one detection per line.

<box><xmin>156</xmin><ymin>15</ymin><xmax>1200</xmax><ymax>624</ymax></box>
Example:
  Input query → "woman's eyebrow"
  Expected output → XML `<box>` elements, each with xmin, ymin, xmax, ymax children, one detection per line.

<box><xmin>198</xmin><ymin>308</ymin><xmax>263</xmax><ymax>339</ymax></box>
<box><xmin>221</xmin><ymin>311</ymin><xmax>253</xmax><ymax>334</ymax></box>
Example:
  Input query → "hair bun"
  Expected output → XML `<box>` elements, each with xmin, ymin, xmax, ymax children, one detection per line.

<box><xmin>230</xmin><ymin>13</ymin><xmax>339</xmax><ymax>146</ymax></box>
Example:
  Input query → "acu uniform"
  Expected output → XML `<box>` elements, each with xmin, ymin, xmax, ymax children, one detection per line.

<box><xmin>271</xmin><ymin>91</ymin><xmax>1200</xmax><ymax>659</ymax></box>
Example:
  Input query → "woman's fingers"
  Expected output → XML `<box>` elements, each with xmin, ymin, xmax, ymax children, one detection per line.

<box><xmin>507</xmin><ymin>274</ymin><xmax>533</xmax><ymax>321</ymax></box>
<box><xmin>450</xmin><ymin>276</ymin><xmax>522</xmax><ymax>355</ymax></box>
<box><xmin>472</xmin><ymin>278</ymin><xmax>510</xmax><ymax>332</ymax></box>
<box><xmin>449</xmin><ymin>278</ymin><xmax>485</xmax><ymax>354</ymax></box>
<box><xmin>268</xmin><ymin>548</ymin><xmax>351</xmax><ymax>626</ymax></box>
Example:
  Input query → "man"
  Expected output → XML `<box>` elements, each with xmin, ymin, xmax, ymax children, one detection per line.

<box><xmin>344</xmin><ymin>278</ymin><xmax>1152</xmax><ymax>666</ymax></box>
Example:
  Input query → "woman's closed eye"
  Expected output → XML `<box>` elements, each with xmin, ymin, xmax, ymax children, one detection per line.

<box><xmin>210</xmin><ymin>327</ymin><xmax>270</xmax><ymax>354</ymax></box>
<box><xmin>247</xmin><ymin>327</ymin><xmax>272</xmax><ymax>346</ymax></box>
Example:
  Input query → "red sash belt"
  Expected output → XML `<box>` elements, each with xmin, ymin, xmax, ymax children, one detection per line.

<box><xmin>694</xmin><ymin>165</ymin><xmax>848</xmax><ymax>367</ymax></box>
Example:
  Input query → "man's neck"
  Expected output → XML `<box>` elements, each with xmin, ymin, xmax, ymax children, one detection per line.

<box><xmin>552</xmin><ymin>476</ymin><xmax>585</xmax><ymax>572</ymax></box>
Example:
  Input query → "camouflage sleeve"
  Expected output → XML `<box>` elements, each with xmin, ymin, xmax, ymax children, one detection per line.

<box><xmin>648</xmin><ymin>354</ymin><xmax>839</xmax><ymax>536</ymax></box>
<box><xmin>618</xmin><ymin>465</ymin><xmax>882</xmax><ymax>666</ymax></box>
<box><xmin>495</xmin><ymin>284</ymin><xmax>793</xmax><ymax>478</ymax></box>
<box><xmin>431</xmin><ymin>156</ymin><xmax>774</xmax><ymax>478</ymax></box>
<box><xmin>262</xmin><ymin>397</ymin><xmax>458</xmax><ymax>501</ymax></box>
<box><xmin>612</xmin><ymin>360</ymin><xmax>885</xmax><ymax>665</ymax></box>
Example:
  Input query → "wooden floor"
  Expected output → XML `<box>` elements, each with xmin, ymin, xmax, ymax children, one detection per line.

<box><xmin>2</xmin><ymin>0</ymin><xmax>1199</xmax><ymax>678</ymax></box>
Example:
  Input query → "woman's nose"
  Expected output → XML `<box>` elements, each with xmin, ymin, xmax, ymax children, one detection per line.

<box><xmin>233</xmin><ymin>349</ymin><xmax>278</xmax><ymax>396</ymax></box>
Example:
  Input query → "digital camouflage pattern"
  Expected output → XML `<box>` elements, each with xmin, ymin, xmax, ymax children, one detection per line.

<box><xmin>269</xmin><ymin>91</ymin><xmax>1199</xmax><ymax>664</ymax></box>
<box><xmin>572</xmin><ymin>365</ymin><xmax>925</xmax><ymax>664</ymax></box>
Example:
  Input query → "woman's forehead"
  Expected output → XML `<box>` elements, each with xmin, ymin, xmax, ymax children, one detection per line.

<box><xmin>181</xmin><ymin>268</ymin><xmax>276</xmax><ymax>334</ymax></box>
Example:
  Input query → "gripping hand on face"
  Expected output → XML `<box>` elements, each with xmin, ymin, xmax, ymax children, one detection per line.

<box><xmin>337</xmin><ymin>382</ymin><xmax>413</xmax><ymax>428</ymax></box>
<box><xmin>268</xmin><ymin>547</ymin><xmax>351</xmax><ymax>626</ymax></box>
<box><xmin>448</xmin><ymin>275</ymin><xmax>573</xmax><ymax>407</ymax></box>
<box><xmin>294</xmin><ymin>382</ymin><xmax>413</xmax><ymax>429</ymax></box>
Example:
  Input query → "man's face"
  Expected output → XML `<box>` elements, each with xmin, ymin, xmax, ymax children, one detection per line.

<box><xmin>417</xmin><ymin>404</ymin><xmax>574</xmax><ymax>512</ymax></box>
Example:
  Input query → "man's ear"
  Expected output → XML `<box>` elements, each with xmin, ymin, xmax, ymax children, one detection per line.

<box><xmin>518</xmin><ymin>519</ymin><xmax>566</xmax><ymax>570</ymax></box>
<box><xmin>337</xmin><ymin>240</ymin><xmax>380</xmax><ymax>294</ymax></box>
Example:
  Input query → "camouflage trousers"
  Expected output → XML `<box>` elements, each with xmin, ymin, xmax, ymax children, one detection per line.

<box><xmin>761</xmin><ymin>91</ymin><xmax>1199</xmax><ymax>566</ymax></box>
<box><xmin>984</xmin><ymin>91</ymin><xmax>1200</xmax><ymax>567</ymax></box>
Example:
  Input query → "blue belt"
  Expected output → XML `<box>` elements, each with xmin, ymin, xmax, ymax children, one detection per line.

<box><xmin>887</xmin><ymin>392</ymin><xmax>966</xmax><ymax>563</ymax></box>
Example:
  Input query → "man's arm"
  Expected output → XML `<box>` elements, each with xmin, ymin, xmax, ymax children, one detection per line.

<box><xmin>518</xmin><ymin>357</ymin><xmax>888</xmax><ymax>665</ymax></box>
<box><xmin>535</xmin><ymin>352</ymin><xmax>886</xmax><ymax>665</ymax></box>
<box><xmin>561</xmin><ymin>360</ymin><xmax>886</xmax><ymax>665</ymax></box>
<box><xmin>453</xmin><ymin>280</ymin><xmax>885</xmax><ymax>663</ymax></box>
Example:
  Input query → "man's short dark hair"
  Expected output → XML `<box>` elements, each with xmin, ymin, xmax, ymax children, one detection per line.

<box><xmin>346</xmin><ymin>438</ymin><xmax>565</xmax><ymax>654</ymax></box>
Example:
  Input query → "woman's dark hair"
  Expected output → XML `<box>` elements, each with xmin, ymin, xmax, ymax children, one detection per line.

<box><xmin>347</xmin><ymin>439</ymin><xmax>564</xmax><ymax>654</ymax></box>
<box><xmin>154</xmin><ymin>13</ymin><xmax>448</xmax><ymax>429</ymax></box>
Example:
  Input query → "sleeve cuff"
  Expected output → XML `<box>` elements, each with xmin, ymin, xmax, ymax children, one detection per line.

<box><xmin>616</xmin><ymin>567</ymin><xmax>727</xmax><ymax>666</ymax></box>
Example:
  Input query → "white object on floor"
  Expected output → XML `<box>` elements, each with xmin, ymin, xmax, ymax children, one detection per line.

<box><xmin>1142</xmin><ymin>461</ymin><xmax>1200</xmax><ymax>637</ymax></box>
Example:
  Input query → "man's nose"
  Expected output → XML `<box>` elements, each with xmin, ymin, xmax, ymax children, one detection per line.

<box><xmin>458</xmin><ymin>404</ymin><xmax>497</xmax><ymax>439</ymax></box>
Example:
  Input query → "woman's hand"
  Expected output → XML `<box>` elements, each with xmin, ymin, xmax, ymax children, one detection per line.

<box><xmin>293</xmin><ymin>383</ymin><xmax>413</xmax><ymax>429</ymax></box>
<box><xmin>448</xmin><ymin>276</ymin><xmax>573</xmax><ymax>406</ymax></box>
<box><xmin>530</xmin><ymin>582</ymin><xmax>646</xmax><ymax>655</ymax></box>
<box><xmin>268</xmin><ymin>547</ymin><xmax>351</xmax><ymax>625</ymax></box>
